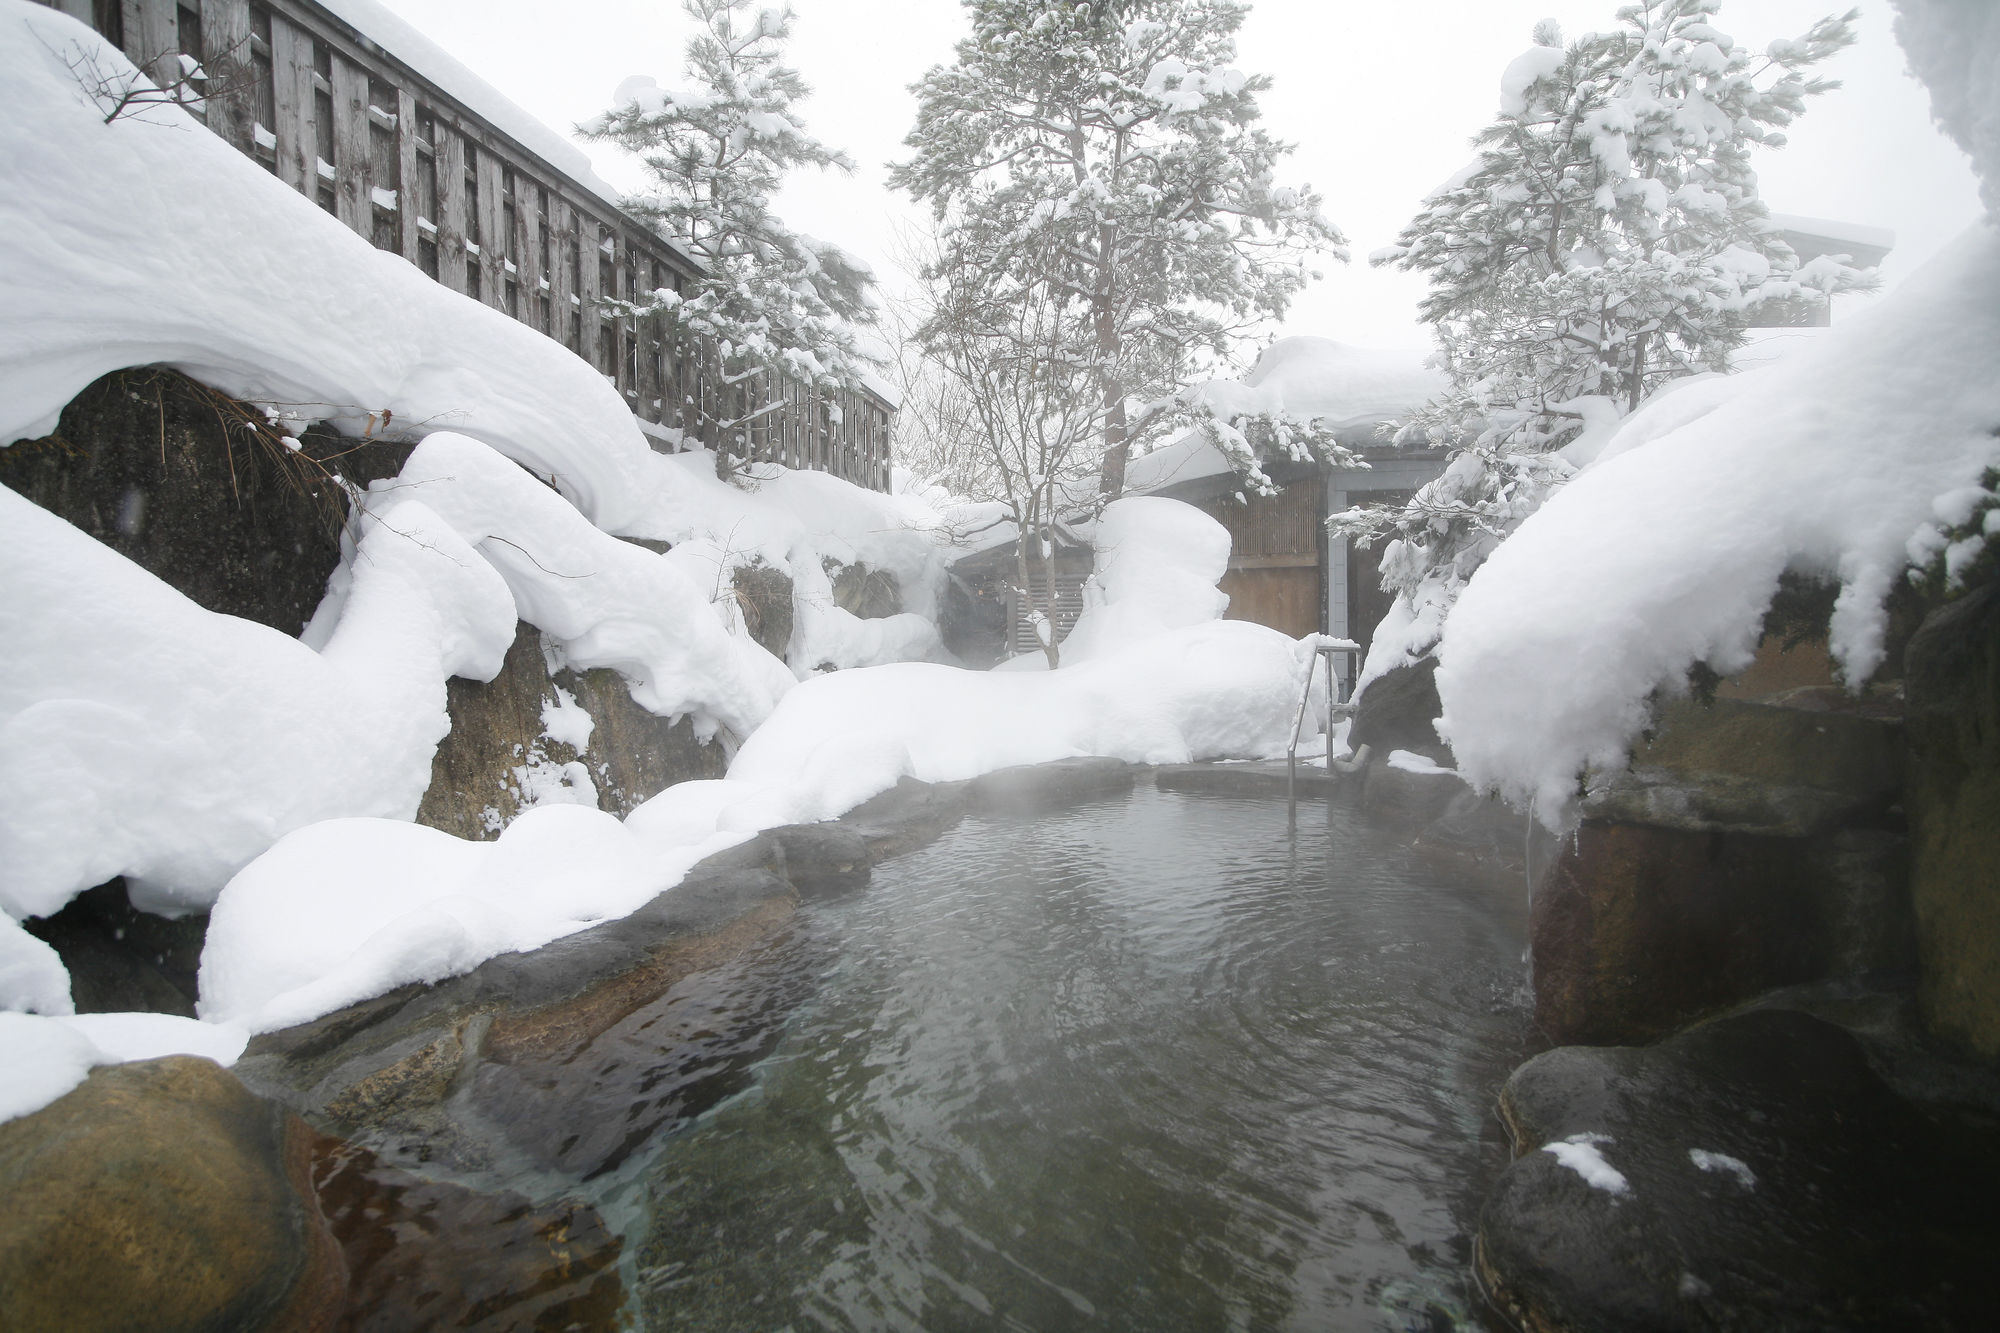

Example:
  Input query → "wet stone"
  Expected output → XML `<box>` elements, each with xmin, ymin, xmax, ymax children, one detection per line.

<box><xmin>312</xmin><ymin>1135</ymin><xmax>623</xmax><ymax>1331</ymax></box>
<box><xmin>763</xmin><ymin>822</ymin><xmax>873</xmax><ymax>899</ymax></box>
<box><xmin>0</xmin><ymin>1056</ymin><xmax>347</xmax><ymax>1333</ymax></box>
<box><xmin>1479</xmin><ymin>1008</ymin><xmax>2000</xmax><ymax>1332</ymax></box>
<box><xmin>967</xmin><ymin>756</ymin><xmax>1136</xmax><ymax>815</ymax></box>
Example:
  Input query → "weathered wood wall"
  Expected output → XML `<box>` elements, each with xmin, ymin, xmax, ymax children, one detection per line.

<box><xmin>1199</xmin><ymin>479</ymin><xmax>1324</xmax><ymax>640</ymax></box>
<box><xmin>34</xmin><ymin>0</ymin><xmax>895</xmax><ymax>492</ymax></box>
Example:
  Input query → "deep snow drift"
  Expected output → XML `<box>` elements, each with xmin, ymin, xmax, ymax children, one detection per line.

<box><xmin>1437</xmin><ymin>223</ymin><xmax>2000</xmax><ymax>825</ymax></box>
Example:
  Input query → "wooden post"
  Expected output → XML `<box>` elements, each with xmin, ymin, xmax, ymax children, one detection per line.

<box><xmin>549</xmin><ymin>197</ymin><xmax>575</xmax><ymax>349</ymax></box>
<box><xmin>475</xmin><ymin>149</ymin><xmax>504</xmax><ymax>309</ymax></box>
<box><xmin>329</xmin><ymin>54</ymin><xmax>368</xmax><ymax>236</ymax></box>
<box><xmin>513</xmin><ymin>175</ymin><xmax>540</xmax><ymax>313</ymax></box>
<box><xmin>120</xmin><ymin>0</ymin><xmax>175</xmax><ymax>84</ymax></box>
<box><xmin>577</xmin><ymin>215</ymin><xmax>601</xmax><ymax>371</ymax></box>
<box><xmin>433</xmin><ymin>125</ymin><xmax>467</xmax><ymax>293</ymax></box>
<box><xmin>268</xmin><ymin>12</ymin><xmax>313</xmax><ymax>197</ymax></box>
<box><xmin>394</xmin><ymin>88</ymin><xmax>419</xmax><ymax>261</ymax></box>
<box><xmin>199</xmin><ymin>0</ymin><xmax>254</xmax><ymax>153</ymax></box>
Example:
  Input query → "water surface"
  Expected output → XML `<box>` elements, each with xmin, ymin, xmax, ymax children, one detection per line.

<box><xmin>636</xmin><ymin>784</ymin><xmax>1534</xmax><ymax>1331</ymax></box>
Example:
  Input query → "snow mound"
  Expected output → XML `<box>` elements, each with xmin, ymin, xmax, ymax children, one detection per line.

<box><xmin>198</xmin><ymin>805</ymin><xmax>748</xmax><ymax>1032</ymax></box>
<box><xmin>730</xmin><ymin>619</ymin><xmax>1321</xmax><ymax>821</ymax></box>
<box><xmin>0</xmin><ymin>483</ymin><xmax>515</xmax><ymax>919</ymax></box>
<box><xmin>1045</xmin><ymin>497</ymin><xmax>1231</xmax><ymax>666</ymax></box>
<box><xmin>1438</xmin><ymin>223</ymin><xmax>2000</xmax><ymax>825</ymax></box>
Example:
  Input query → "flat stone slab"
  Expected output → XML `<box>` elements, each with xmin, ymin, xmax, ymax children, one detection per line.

<box><xmin>967</xmin><ymin>756</ymin><xmax>1138</xmax><ymax>814</ymax></box>
<box><xmin>1153</xmin><ymin>760</ymin><xmax>1341</xmax><ymax>796</ymax></box>
<box><xmin>1479</xmin><ymin>1008</ymin><xmax>2000</xmax><ymax>1331</ymax></box>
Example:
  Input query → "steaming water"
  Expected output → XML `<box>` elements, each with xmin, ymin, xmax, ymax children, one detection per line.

<box><xmin>633</xmin><ymin>784</ymin><xmax>1534</xmax><ymax>1331</ymax></box>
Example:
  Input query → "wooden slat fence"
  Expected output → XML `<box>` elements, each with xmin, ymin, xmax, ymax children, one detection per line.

<box><xmin>34</xmin><ymin>0</ymin><xmax>895</xmax><ymax>492</ymax></box>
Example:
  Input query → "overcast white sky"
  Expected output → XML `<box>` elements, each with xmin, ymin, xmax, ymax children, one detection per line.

<box><xmin>379</xmin><ymin>0</ymin><xmax>1983</xmax><ymax>355</ymax></box>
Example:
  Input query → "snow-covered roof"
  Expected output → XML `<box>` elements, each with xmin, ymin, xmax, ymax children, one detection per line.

<box><xmin>1127</xmin><ymin>338</ymin><xmax>1443</xmax><ymax>494</ymax></box>
<box><xmin>1767</xmin><ymin>212</ymin><xmax>1895</xmax><ymax>266</ymax></box>
<box><xmin>314</xmin><ymin>0</ymin><xmax>702</xmax><ymax>270</ymax></box>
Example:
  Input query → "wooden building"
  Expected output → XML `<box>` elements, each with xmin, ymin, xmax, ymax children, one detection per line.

<box><xmin>32</xmin><ymin>0</ymin><xmax>895</xmax><ymax>490</ymax></box>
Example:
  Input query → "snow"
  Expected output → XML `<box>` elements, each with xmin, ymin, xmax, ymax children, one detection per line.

<box><xmin>1</xmin><ymin>917</ymin><xmax>73</xmax><ymax>1016</ymax></box>
<box><xmin>0</xmin><ymin>3</ymin><xmax>662</xmax><ymax>534</ymax></box>
<box><xmin>1385</xmin><ymin>750</ymin><xmax>1455</xmax><ymax>777</ymax></box>
<box><xmin>198</xmin><ymin>805</ymin><xmax>748</xmax><ymax>1032</ymax></box>
<box><xmin>366</xmin><ymin>432</ymin><xmax>790</xmax><ymax>741</ymax></box>
<box><xmin>540</xmin><ymin>686</ymin><xmax>595</xmax><ymax>752</ymax></box>
<box><xmin>1003</xmin><ymin>498</ymin><xmax>1230</xmax><ymax>669</ymax></box>
<box><xmin>1130</xmin><ymin>339</ymin><xmax>1441</xmax><ymax>494</ymax></box>
<box><xmin>0</xmin><ymin>1013</ymin><xmax>104</xmax><ymax>1124</ymax></box>
<box><xmin>1766</xmin><ymin>213</ymin><xmax>1897</xmax><ymax>256</ymax></box>
<box><xmin>195</xmin><ymin>522</ymin><xmax>1325</xmax><ymax>1032</ymax></box>
<box><xmin>727</xmin><ymin>621</ymin><xmax>1327</xmax><ymax>822</ymax></box>
<box><xmin>1543</xmin><ymin>1133</ymin><xmax>1632</xmax><ymax>1197</ymax></box>
<box><xmin>0</xmin><ymin>1009</ymin><xmax>248</xmax><ymax>1124</ymax></box>
<box><xmin>1688</xmin><ymin>1148</ymin><xmax>1758</xmax><ymax>1189</ymax></box>
<box><xmin>1</xmin><ymin>482</ymin><xmax>514</xmax><ymax>919</ymax></box>
<box><xmin>312</xmin><ymin>0</ymin><xmax>654</xmax><ymax>227</ymax></box>
<box><xmin>1437</xmin><ymin>223</ymin><xmax>2000</xmax><ymax>826</ymax></box>
<box><xmin>1499</xmin><ymin>43</ymin><xmax>1567</xmax><ymax>118</ymax></box>
<box><xmin>1893</xmin><ymin>0</ymin><xmax>2000</xmax><ymax>215</ymax></box>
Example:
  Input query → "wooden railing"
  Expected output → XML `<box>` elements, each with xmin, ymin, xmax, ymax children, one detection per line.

<box><xmin>35</xmin><ymin>0</ymin><xmax>895</xmax><ymax>491</ymax></box>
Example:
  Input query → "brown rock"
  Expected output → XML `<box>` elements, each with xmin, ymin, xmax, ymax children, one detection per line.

<box><xmin>416</xmin><ymin>621</ymin><xmax>729</xmax><ymax>840</ymax></box>
<box><xmin>0</xmin><ymin>1056</ymin><xmax>346</xmax><ymax>1333</ymax></box>
<box><xmin>1588</xmin><ymin>696</ymin><xmax>1903</xmax><ymax>837</ymax></box>
<box><xmin>1532</xmin><ymin>821</ymin><xmax>1824</xmax><ymax>1045</ymax></box>
<box><xmin>1905</xmin><ymin>583</ymin><xmax>2000</xmax><ymax>1057</ymax></box>
<box><xmin>312</xmin><ymin>1136</ymin><xmax>622</xmax><ymax>1331</ymax></box>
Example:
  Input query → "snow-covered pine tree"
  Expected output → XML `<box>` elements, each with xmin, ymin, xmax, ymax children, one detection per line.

<box><xmin>1336</xmin><ymin>1</ymin><xmax>1873</xmax><ymax>673</ymax></box>
<box><xmin>585</xmin><ymin>0</ymin><xmax>880</xmax><ymax>467</ymax></box>
<box><xmin>891</xmin><ymin>0</ymin><xmax>1344</xmax><ymax>502</ymax></box>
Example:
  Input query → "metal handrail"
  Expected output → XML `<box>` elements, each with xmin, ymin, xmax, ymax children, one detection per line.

<box><xmin>1288</xmin><ymin>636</ymin><xmax>1362</xmax><ymax>825</ymax></box>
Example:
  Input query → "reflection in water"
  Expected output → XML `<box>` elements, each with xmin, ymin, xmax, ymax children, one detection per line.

<box><xmin>637</xmin><ymin>786</ymin><xmax>1533</xmax><ymax>1331</ymax></box>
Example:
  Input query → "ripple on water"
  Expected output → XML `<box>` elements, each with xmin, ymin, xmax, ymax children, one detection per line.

<box><xmin>636</xmin><ymin>786</ymin><xmax>1533</xmax><ymax>1331</ymax></box>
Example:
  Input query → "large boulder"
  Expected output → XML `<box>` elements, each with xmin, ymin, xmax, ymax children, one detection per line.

<box><xmin>416</xmin><ymin>621</ymin><xmax>730</xmax><ymax>839</ymax></box>
<box><xmin>1904</xmin><ymin>583</ymin><xmax>2000</xmax><ymax>1057</ymax></box>
<box><xmin>0</xmin><ymin>1056</ymin><xmax>347</xmax><ymax>1331</ymax></box>
<box><xmin>1479</xmin><ymin>1008</ymin><xmax>1999</xmax><ymax>1331</ymax></box>
<box><xmin>1531</xmin><ymin>695</ymin><xmax>1913</xmax><ymax>1045</ymax></box>
<box><xmin>0</xmin><ymin>366</ymin><xmax>408</xmax><ymax>636</ymax></box>
<box><xmin>1346</xmin><ymin>656</ymin><xmax>1444</xmax><ymax>759</ymax></box>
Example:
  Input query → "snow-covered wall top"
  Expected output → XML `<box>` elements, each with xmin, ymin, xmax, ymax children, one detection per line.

<box><xmin>1894</xmin><ymin>0</ymin><xmax>2000</xmax><ymax>216</ymax></box>
<box><xmin>0</xmin><ymin>2</ymin><xmax>660</xmax><ymax>530</ymax></box>
<box><xmin>1437</xmin><ymin>222</ymin><xmax>2000</xmax><ymax>826</ymax></box>
<box><xmin>313</xmin><ymin>0</ymin><xmax>636</xmax><ymax>221</ymax></box>
<box><xmin>1127</xmin><ymin>338</ymin><xmax>1442</xmax><ymax>493</ymax></box>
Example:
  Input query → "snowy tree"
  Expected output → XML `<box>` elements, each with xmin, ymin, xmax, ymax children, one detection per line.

<box><xmin>585</xmin><ymin>0</ymin><xmax>880</xmax><ymax>467</ymax></box>
<box><xmin>891</xmin><ymin>0</ymin><xmax>1344</xmax><ymax>505</ymax></box>
<box><xmin>1334</xmin><ymin>1</ymin><xmax>1873</xmax><ymax>671</ymax></box>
